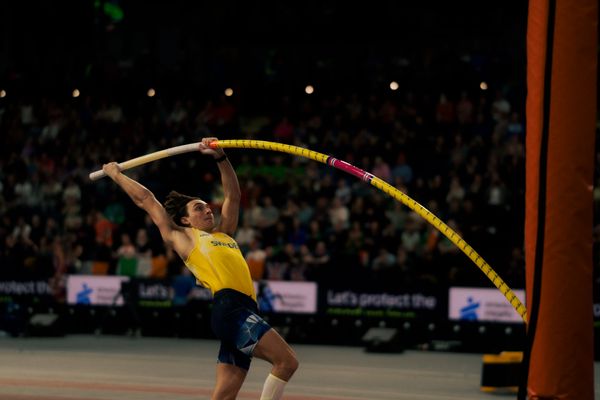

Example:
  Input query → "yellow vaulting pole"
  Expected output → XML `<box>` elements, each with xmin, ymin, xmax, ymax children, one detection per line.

<box><xmin>212</xmin><ymin>140</ymin><xmax>527</xmax><ymax>322</ymax></box>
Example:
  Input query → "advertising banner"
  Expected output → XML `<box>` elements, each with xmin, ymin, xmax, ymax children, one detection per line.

<box><xmin>67</xmin><ymin>275</ymin><xmax>130</xmax><ymax>306</ymax></box>
<box><xmin>448</xmin><ymin>287</ymin><xmax>526</xmax><ymax>323</ymax></box>
<box><xmin>256</xmin><ymin>281</ymin><xmax>318</xmax><ymax>314</ymax></box>
<box><xmin>65</xmin><ymin>276</ymin><xmax>314</xmax><ymax>311</ymax></box>
<box><xmin>321</xmin><ymin>288</ymin><xmax>442</xmax><ymax>319</ymax></box>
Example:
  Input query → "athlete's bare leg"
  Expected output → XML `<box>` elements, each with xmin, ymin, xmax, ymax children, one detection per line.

<box><xmin>253</xmin><ymin>328</ymin><xmax>299</xmax><ymax>399</ymax></box>
<box><xmin>211</xmin><ymin>363</ymin><xmax>247</xmax><ymax>400</ymax></box>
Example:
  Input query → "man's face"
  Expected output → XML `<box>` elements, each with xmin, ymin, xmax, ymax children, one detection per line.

<box><xmin>183</xmin><ymin>199</ymin><xmax>214</xmax><ymax>230</ymax></box>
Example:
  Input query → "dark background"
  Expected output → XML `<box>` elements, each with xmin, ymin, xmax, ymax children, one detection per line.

<box><xmin>0</xmin><ymin>1</ymin><xmax>528</xmax><ymax>108</ymax></box>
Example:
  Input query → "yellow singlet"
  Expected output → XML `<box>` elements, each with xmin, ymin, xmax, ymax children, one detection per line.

<box><xmin>184</xmin><ymin>229</ymin><xmax>256</xmax><ymax>301</ymax></box>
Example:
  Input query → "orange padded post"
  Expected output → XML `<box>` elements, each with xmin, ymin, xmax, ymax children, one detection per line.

<box><xmin>525</xmin><ymin>0</ymin><xmax>597</xmax><ymax>399</ymax></box>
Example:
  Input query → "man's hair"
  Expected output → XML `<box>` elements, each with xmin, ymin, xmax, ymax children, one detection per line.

<box><xmin>164</xmin><ymin>191</ymin><xmax>200</xmax><ymax>227</ymax></box>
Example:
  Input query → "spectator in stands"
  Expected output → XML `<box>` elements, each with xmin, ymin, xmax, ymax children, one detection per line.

<box><xmin>328</xmin><ymin>197</ymin><xmax>349</xmax><ymax>230</ymax></box>
<box><xmin>456</xmin><ymin>91</ymin><xmax>475</xmax><ymax>126</ymax></box>
<box><xmin>134</xmin><ymin>228</ymin><xmax>152</xmax><ymax>277</ymax></box>
<box><xmin>391</xmin><ymin>152</ymin><xmax>413</xmax><ymax>185</ymax></box>
<box><xmin>435</xmin><ymin>93</ymin><xmax>456</xmax><ymax>130</ymax></box>
<box><xmin>372</xmin><ymin>247</ymin><xmax>396</xmax><ymax>271</ymax></box>
<box><xmin>170</xmin><ymin>265</ymin><xmax>196</xmax><ymax>306</ymax></box>
<box><xmin>371</xmin><ymin>156</ymin><xmax>391</xmax><ymax>183</ymax></box>
<box><xmin>273</xmin><ymin>116</ymin><xmax>295</xmax><ymax>144</ymax></box>
<box><xmin>245</xmin><ymin>238</ymin><xmax>268</xmax><ymax>281</ymax></box>
<box><xmin>115</xmin><ymin>233</ymin><xmax>137</xmax><ymax>277</ymax></box>
<box><xmin>264</xmin><ymin>246</ymin><xmax>290</xmax><ymax>281</ymax></box>
<box><xmin>234</xmin><ymin>219</ymin><xmax>257</xmax><ymax>254</ymax></box>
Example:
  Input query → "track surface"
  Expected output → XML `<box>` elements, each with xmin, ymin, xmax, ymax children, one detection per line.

<box><xmin>0</xmin><ymin>335</ymin><xmax>598</xmax><ymax>399</ymax></box>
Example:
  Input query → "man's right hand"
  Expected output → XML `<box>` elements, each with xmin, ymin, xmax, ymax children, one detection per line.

<box><xmin>102</xmin><ymin>162</ymin><xmax>122</xmax><ymax>179</ymax></box>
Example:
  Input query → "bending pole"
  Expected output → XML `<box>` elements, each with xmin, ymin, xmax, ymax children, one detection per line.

<box><xmin>210</xmin><ymin>140</ymin><xmax>527</xmax><ymax>322</ymax></box>
<box><xmin>88</xmin><ymin>139</ymin><xmax>527</xmax><ymax>321</ymax></box>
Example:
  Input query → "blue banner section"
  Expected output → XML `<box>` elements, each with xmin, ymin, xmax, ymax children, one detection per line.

<box><xmin>134</xmin><ymin>279</ymin><xmax>212</xmax><ymax>307</ymax></box>
<box><xmin>0</xmin><ymin>280</ymin><xmax>53</xmax><ymax>299</ymax></box>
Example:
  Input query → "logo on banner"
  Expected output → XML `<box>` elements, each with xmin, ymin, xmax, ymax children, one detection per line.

<box><xmin>449</xmin><ymin>287</ymin><xmax>525</xmax><ymax>323</ymax></box>
<box><xmin>76</xmin><ymin>283</ymin><xmax>93</xmax><ymax>304</ymax></box>
<box><xmin>257</xmin><ymin>282</ymin><xmax>284</xmax><ymax>313</ymax></box>
<box><xmin>459</xmin><ymin>296</ymin><xmax>480</xmax><ymax>320</ymax></box>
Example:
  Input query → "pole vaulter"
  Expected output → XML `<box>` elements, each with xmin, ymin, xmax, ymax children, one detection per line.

<box><xmin>91</xmin><ymin>139</ymin><xmax>528</xmax><ymax>322</ymax></box>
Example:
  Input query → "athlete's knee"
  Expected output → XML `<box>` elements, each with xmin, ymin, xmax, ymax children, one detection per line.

<box><xmin>275</xmin><ymin>352</ymin><xmax>298</xmax><ymax>380</ymax></box>
<box><xmin>286</xmin><ymin>353</ymin><xmax>299</xmax><ymax>374</ymax></box>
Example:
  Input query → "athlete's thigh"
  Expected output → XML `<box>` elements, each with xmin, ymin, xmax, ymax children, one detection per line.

<box><xmin>212</xmin><ymin>363</ymin><xmax>247</xmax><ymax>400</ymax></box>
<box><xmin>252</xmin><ymin>328</ymin><xmax>296</xmax><ymax>365</ymax></box>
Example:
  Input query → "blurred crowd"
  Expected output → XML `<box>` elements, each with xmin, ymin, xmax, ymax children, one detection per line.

<box><xmin>0</xmin><ymin>82</ymin><xmax>532</xmax><ymax>301</ymax></box>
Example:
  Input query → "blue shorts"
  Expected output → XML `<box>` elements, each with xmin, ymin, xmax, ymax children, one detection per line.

<box><xmin>211</xmin><ymin>289</ymin><xmax>271</xmax><ymax>370</ymax></box>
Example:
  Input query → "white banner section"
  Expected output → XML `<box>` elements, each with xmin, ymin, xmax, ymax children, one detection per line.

<box><xmin>255</xmin><ymin>281</ymin><xmax>317</xmax><ymax>314</ymax></box>
<box><xmin>448</xmin><ymin>287</ymin><xmax>525</xmax><ymax>323</ymax></box>
<box><xmin>67</xmin><ymin>275</ymin><xmax>130</xmax><ymax>306</ymax></box>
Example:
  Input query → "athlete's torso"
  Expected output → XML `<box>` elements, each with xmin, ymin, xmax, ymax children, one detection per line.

<box><xmin>183</xmin><ymin>229</ymin><xmax>256</xmax><ymax>301</ymax></box>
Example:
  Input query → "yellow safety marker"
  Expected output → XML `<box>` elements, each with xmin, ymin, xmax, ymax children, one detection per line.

<box><xmin>480</xmin><ymin>351</ymin><xmax>523</xmax><ymax>393</ymax></box>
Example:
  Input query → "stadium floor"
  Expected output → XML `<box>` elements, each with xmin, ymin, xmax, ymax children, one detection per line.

<box><xmin>0</xmin><ymin>335</ymin><xmax>598</xmax><ymax>400</ymax></box>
